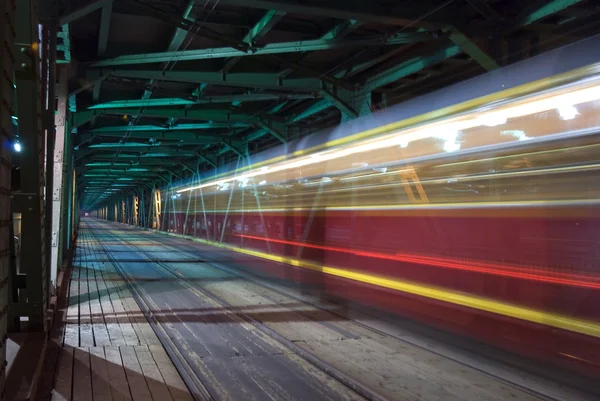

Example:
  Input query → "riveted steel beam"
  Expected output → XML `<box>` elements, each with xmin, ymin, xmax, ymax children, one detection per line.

<box><xmin>59</xmin><ymin>0</ymin><xmax>111</xmax><ymax>25</ymax></box>
<box><xmin>243</xmin><ymin>98</ymin><xmax>334</xmax><ymax>143</ymax></box>
<box><xmin>361</xmin><ymin>44</ymin><xmax>463</xmax><ymax>93</ymax></box>
<box><xmin>223</xmin><ymin>10</ymin><xmax>287</xmax><ymax>73</ymax></box>
<box><xmin>123</xmin><ymin>0</ymin><xmax>249</xmax><ymax>52</ymax></box>
<box><xmin>79</xmin><ymin>146</ymin><xmax>198</xmax><ymax>155</ymax></box>
<box><xmin>90</xmin><ymin>32</ymin><xmax>436</xmax><ymax>66</ymax></box>
<box><xmin>277</xmin><ymin>19</ymin><xmax>364</xmax><ymax>78</ymax></box>
<box><xmin>322</xmin><ymin>19</ymin><xmax>362</xmax><ymax>40</ymax></box>
<box><xmin>256</xmin><ymin>120</ymin><xmax>286</xmax><ymax>143</ymax></box>
<box><xmin>320</xmin><ymin>89</ymin><xmax>358</xmax><ymax>119</ymax></box>
<box><xmin>69</xmin><ymin>73</ymin><xmax>109</xmax><ymax>97</ymax></box>
<box><xmin>286</xmin><ymin>100</ymin><xmax>333</xmax><ymax>123</ymax></box>
<box><xmin>80</xmin><ymin>129</ymin><xmax>224</xmax><ymax>141</ymax></box>
<box><xmin>97</xmin><ymin>1</ymin><xmax>113</xmax><ymax>56</ymax></box>
<box><xmin>515</xmin><ymin>0</ymin><xmax>586</xmax><ymax>28</ymax></box>
<box><xmin>80</xmin><ymin>133</ymin><xmax>222</xmax><ymax>148</ymax></box>
<box><xmin>167</xmin><ymin>0</ymin><xmax>196</xmax><ymax>52</ymax></box>
<box><xmin>96</xmin><ymin>69</ymin><xmax>323</xmax><ymax>91</ymax></box>
<box><xmin>87</xmin><ymin>123</ymin><xmax>249</xmax><ymax>132</ymax></box>
<box><xmin>448</xmin><ymin>29</ymin><xmax>498</xmax><ymax>70</ymax></box>
<box><xmin>246</xmin><ymin>10</ymin><xmax>287</xmax><ymax>43</ymax></box>
<box><xmin>88</xmin><ymin>93</ymin><xmax>319</xmax><ymax>109</ymax></box>
<box><xmin>213</xmin><ymin>0</ymin><xmax>441</xmax><ymax>29</ymax></box>
<box><xmin>72</xmin><ymin>107</ymin><xmax>258</xmax><ymax>127</ymax></box>
<box><xmin>89</xmin><ymin>98</ymin><xmax>196</xmax><ymax>109</ymax></box>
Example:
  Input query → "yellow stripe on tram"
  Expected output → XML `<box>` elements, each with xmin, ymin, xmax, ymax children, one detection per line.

<box><xmin>159</xmin><ymin>230</ymin><xmax>600</xmax><ymax>339</ymax></box>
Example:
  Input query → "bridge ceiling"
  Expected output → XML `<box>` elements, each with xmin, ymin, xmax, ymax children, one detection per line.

<box><xmin>61</xmin><ymin>0</ymin><xmax>600</xmax><ymax>209</ymax></box>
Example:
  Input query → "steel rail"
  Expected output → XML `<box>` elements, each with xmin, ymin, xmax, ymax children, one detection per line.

<box><xmin>99</xmin><ymin>223</ymin><xmax>387</xmax><ymax>401</ymax></box>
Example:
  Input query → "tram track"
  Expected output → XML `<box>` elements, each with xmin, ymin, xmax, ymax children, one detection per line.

<box><xmin>131</xmin><ymin>231</ymin><xmax>583</xmax><ymax>401</ymax></box>
<box><xmin>89</xmin><ymin>221</ymin><xmax>380</xmax><ymax>401</ymax></box>
<box><xmin>86</xmin><ymin>220</ymin><xmax>598</xmax><ymax>401</ymax></box>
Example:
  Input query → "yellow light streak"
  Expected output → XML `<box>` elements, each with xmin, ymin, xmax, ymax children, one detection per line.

<box><xmin>176</xmin><ymin>79</ymin><xmax>600</xmax><ymax>195</ymax></box>
<box><xmin>157</xmin><ymin>229</ymin><xmax>600</xmax><ymax>339</ymax></box>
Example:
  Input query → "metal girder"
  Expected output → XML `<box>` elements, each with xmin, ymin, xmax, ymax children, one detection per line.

<box><xmin>245</xmin><ymin>10</ymin><xmax>287</xmax><ymax>44</ymax></box>
<box><xmin>69</xmin><ymin>73</ymin><xmax>109</xmax><ymax>97</ymax></box>
<box><xmin>59</xmin><ymin>0</ymin><xmax>111</xmax><ymax>25</ymax></box>
<box><xmin>89</xmin><ymin>98</ymin><xmax>196</xmax><ymax>109</ymax></box>
<box><xmin>50</xmin><ymin>67</ymin><xmax>68</xmax><ymax>288</ymax></box>
<box><xmin>90</xmin><ymin>33</ymin><xmax>436</xmax><ymax>66</ymax></box>
<box><xmin>220</xmin><ymin>139</ymin><xmax>247</xmax><ymax>157</ymax></box>
<box><xmin>286</xmin><ymin>100</ymin><xmax>332</xmax><ymax>123</ymax></box>
<box><xmin>83</xmin><ymin>167</ymin><xmax>166</xmax><ymax>174</ymax></box>
<box><xmin>97</xmin><ymin>69</ymin><xmax>323</xmax><ymax>91</ymax></box>
<box><xmin>72</xmin><ymin>107</ymin><xmax>258</xmax><ymax>127</ymax></box>
<box><xmin>56</xmin><ymin>24</ymin><xmax>72</xmax><ymax>64</ymax></box>
<box><xmin>223</xmin><ymin>9</ymin><xmax>287</xmax><ymax>73</ymax></box>
<box><xmin>244</xmin><ymin>97</ymin><xmax>334</xmax><ymax>143</ymax></box>
<box><xmin>79</xmin><ymin>147</ymin><xmax>197</xmax><ymax>156</ymax></box>
<box><xmin>124</xmin><ymin>0</ymin><xmax>249</xmax><ymax>52</ymax></box>
<box><xmin>322</xmin><ymin>20</ymin><xmax>362</xmax><ymax>40</ymax></box>
<box><xmin>79</xmin><ymin>131</ymin><xmax>223</xmax><ymax>146</ymax></box>
<box><xmin>448</xmin><ymin>29</ymin><xmax>498</xmax><ymax>71</ymax></box>
<box><xmin>80</xmin><ymin>129</ymin><xmax>224</xmax><ymax>141</ymax></box>
<box><xmin>361</xmin><ymin>44</ymin><xmax>463</xmax><ymax>93</ymax></box>
<box><xmin>320</xmin><ymin>89</ymin><xmax>358</xmax><ymax>119</ymax></box>
<box><xmin>88</xmin><ymin>93</ymin><xmax>319</xmax><ymax>109</ymax></box>
<box><xmin>277</xmin><ymin>20</ymin><xmax>364</xmax><ymax>78</ymax></box>
<box><xmin>167</xmin><ymin>0</ymin><xmax>196</xmax><ymax>52</ymax></box>
<box><xmin>127</xmin><ymin>0</ymin><xmax>199</xmax><ymax>131</ymax></box>
<box><xmin>213</xmin><ymin>0</ymin><xmax>441</xmax><ymax>29</ymax></box>
<box><xmin>97</xmin><ymin>1</ymin><xmax>113</xmax><ymax>56</ymax></box>
<box><xmin>82</xmin><ymin>159</ymin><xmax>182</xmax><ymax>166</ymax></box>
<box><xmin>87</xmin><ymin>123</ymin><xmax>249</xmax><ymax>132</ymax></box>
<box><xmin>196</xmin><ymin>152</ymin><xmax>217</xmax><ymax>168</ymax></box>
<box><xmin>516</xmin><ymin>0</ymin><xmax>585</xmax><ymax>27</ymax></box>
<box><xmin>336</xmin><ymin>45</ymin><xmax>411</xmax><ymax>79</ymax></box>
<box><xmin>86</xmin><ymin>141</ymin><xmax>213</xmax><ymax>150</ymax></box>
<box><xmin>256</xmin><ymin>120</ymin><xmax>286</xmax><ymax>143</ymax></box>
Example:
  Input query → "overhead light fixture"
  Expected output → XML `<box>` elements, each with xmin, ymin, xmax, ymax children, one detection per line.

<box><xmin>13</xmin><ymin>142</ymin><xmax>22</xmax><ymax>152</ymax></box>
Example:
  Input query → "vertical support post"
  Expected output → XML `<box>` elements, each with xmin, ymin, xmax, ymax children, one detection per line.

<box><xmin>43</xmin><ymin>22</ymin><xmax>57</xmax><ymax>289</ymax></box>
<box><xmin>63</xmin><ymin>137</ymin><xmax>74</xmax><ymax>250</ymax></box>
<box><xmin>14</xmin><ymin>0</ymin><xmax>48</xmax><ymax>330</ymax></box>
<box><xmin>133</xmin><ymin>194</ymin><xmax>139</xmax><ymax>226</ymax></box>
<box><xmin>70</xmin><ymin>168</ymin><xmax>76</xmax><ymax>243</ymax></box>
<box><xmin>50</xmin><ymin>66</ymin><xmax>67</xmax><ymax>287</ymax></box>
<box><xmin>153</xmin><ymin>188</ymin><xmax>161</xmax><ymax>230</ymax></box>
<box><xmin>1</xmin><ymin>0</ymin><xmax>17</xmax><ymax>393</ymax></box>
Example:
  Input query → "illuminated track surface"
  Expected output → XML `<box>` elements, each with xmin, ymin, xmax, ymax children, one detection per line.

<box><xmin>82</xmin><ymin>218</ymin><xmax>597</xmax><ymax>401</ymax></box>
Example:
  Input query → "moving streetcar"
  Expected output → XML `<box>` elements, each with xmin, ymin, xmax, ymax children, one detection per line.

<box><xmin>161</xmin><ymin>35</ymin><xmax>600</xmax><ymax>379</ymax></box>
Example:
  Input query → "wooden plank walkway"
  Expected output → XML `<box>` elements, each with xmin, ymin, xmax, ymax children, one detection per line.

<box><xmin>35</xmin><ymin>227</ymin><xmax>194</xmax><ymax>401</ymax></box>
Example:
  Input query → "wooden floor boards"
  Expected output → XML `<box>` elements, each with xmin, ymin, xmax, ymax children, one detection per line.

<box><xmin>37</xmin><ymin>228</ymin><xmax>194</xmax><ymax>401</ymax></box>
